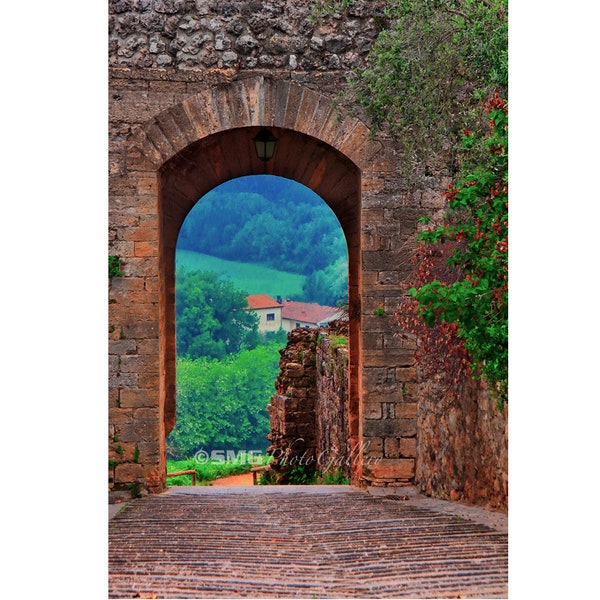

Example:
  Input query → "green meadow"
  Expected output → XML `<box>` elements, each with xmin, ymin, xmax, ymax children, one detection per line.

<box><xmin>176</xmin><ymin>249</ymin><xmax>305</xmax><ymax>299</ymax></box>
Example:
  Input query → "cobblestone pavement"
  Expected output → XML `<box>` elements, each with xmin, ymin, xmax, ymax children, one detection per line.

<box><xmin>109</xmin><ymin>486</ymin><xmax>507</xmax><ymax>599</ymax></box>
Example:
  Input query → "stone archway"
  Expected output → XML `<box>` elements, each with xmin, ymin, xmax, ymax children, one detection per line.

<box><xmin>158</xmin><ymin>125</ymin><xmax>362</xmax><ymax>444</ymax></box>
<box><xmin>109</xmin><ymin>75</ymin><xmax>418</xmax><ymax>495</ymax></box>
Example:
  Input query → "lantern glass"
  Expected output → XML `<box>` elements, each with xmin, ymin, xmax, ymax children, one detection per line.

<box><xmin>254</xmin><ymin>129</ymin><xmax>277</xmax><ymax>161</ymax></box>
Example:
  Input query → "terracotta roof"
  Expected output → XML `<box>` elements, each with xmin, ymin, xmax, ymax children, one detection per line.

<box><xmin>246</xmin><ymin>294</ymin><xmax>282</xmax><ymax>310</ymax></box>
<box><xmin>281</xmin><ymin>300</ymin><xmax>343</xmax><ymax>325</ymax></box>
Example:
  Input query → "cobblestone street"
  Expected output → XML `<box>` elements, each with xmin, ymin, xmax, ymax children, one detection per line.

<box><xmin>109</xmin><ymin>486</ymin><xmax>507</xmax><ymax>598</ymax></box>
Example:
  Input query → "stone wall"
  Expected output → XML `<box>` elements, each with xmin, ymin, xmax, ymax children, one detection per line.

<box><xmin>266</xmin><ymin>328</ymin><xmax>320</xmax><ymax>482</ymax></box>
<box><xmin>109</xmin><ymin>0</ymin><xmax>386</xmax><ymax>74</ymax></box>
<box><xmin>266</xmin><ymin>324</ymin><xmax>351</xmax><ymax>482</ymax></box>
<box><xmin>315</xmin><ymin>322</ymin><xmax>350</xmax><ymax>480</ymax></box>
<box><xmin>415</xmin><ymin>377</ymin><xmax>508</xmax><ymax>508</ymax></box>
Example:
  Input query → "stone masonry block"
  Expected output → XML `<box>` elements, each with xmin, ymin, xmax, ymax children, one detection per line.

<box><xmin>109</xmin><ymin>339</ymin><xmax>137</xmax><ymax>356</ymax></box>
<box><xmin>286</xmin><ymin>363</ymin><xmax>304</xmax><ymax>377</ymax></box>
<box><xmin>134</xmin><ymin>241</ymin><xmax>158</xmax><ymax>257</ymax></box>
<box><xmin>395</xmin><ymin>403</ymin><xmax>417</xmax><ymax>418</ymax></box>
<box><xmin>365</xmin><ymin>458</ymin><xmax>415</xmax><ymax>481</ymax></box>
<box><xmin>120</xmin><ymin>389</ymin><xmax>157</xmax><ymax>409</ymax></box>
<box><xmin>363</xmin><ymin>436</ymin><xmax>383</xmax><ymax>457</ymax></box>
<box><xmin>400</xmin><ymin>437</ymin><xmax>417</xmax><ymax>458</ymax></box>
<box><xmin>363</xmin><ymin>349</ymin><xmax>414</xmax><ymax>368</ymax></box>
<box><xmin>363</xmin><ymin>402</ymin><xmax>382</xmax><ymax>420</ymax></box>
<box><xmin>363</xmin><ymin>418</ymin><xmax>417</xmax><ymax>438</ymax></box>
<box><xmin>384</xmin><ymin>437</ymin><xmax>401</xmax><ymax>459</ymax></box>
<box><xmin>395</xmin><ymin>367</ymin><xmax>417</xmax><ymax>382</ymax></box>
<box><xmin>115</xmin><ymin>462</ymin><xmax>144</xmax><ymax>484</ymax></box>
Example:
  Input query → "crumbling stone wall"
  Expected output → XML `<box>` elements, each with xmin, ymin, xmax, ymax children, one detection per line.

<box><xmin>315</xmin><ymin>322</ymin><xmax>350</xmax><ymax>480</ymax></box>
<box><xmin>267</xmin><ymin>328</ymin><xmax>319</xmax><ymax>482</ymax></box>
<box><xmin>267</xmin><ymin>324</ymin><xmax>350</xmax><ymax>482</ymax></box>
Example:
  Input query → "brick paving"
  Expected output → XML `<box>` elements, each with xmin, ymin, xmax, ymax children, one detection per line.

<box><xmin>109</xmin><ymin>486</ymin><xmax>507</xmax><ymax>599</ymax></box>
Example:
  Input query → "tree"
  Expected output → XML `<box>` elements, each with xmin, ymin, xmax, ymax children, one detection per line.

<box><xmin>176</xmin><ymin>269</ymin><xmax>259</xmax><ymax>360</ymax></box>
<box><xmin>167</xmin><ymin>342</ymin><xmax>281</xmax><ymax>459</ymax></box>
<box><xmin>177</xmin><ymin>176</ymin><xmax>347</xmax><ymax>276</ymax></box>
<box><xmin>302</xmin><ymin>256</ymin><xmax>348</xmax><ymax>306</ymax></box>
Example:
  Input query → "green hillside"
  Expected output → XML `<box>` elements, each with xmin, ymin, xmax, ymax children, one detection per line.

<box><xmin>176</xmin><ymin>250</ymin><xmax>305</xmax><ymax>299</ymax></box>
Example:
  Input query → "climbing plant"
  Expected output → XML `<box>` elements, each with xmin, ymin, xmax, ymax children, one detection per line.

<box><xmin>398</xmin><ymin>95</ymin><xmax>508</xmax><ymax>406</ymax></box>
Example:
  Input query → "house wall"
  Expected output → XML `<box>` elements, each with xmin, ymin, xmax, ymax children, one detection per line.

<box><xmin>281</xmin><ymin>318</ymin><xmax>313</xmax><ymax>332</ymax></box>
<box><xmin>254</xmin><ymin>306</ymin><xmax>282</xmax><ymax>333</ymax></box>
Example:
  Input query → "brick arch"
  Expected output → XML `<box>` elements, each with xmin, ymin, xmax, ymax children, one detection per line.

<box><xmin>127</xmin><ymin>76</ymin><xmax>385</xmax><ymax>174</ymax></box>
<box><xmin>147</xmin><ymin>76</ymin><xmax>383</xmax><ymax>487</ymax></box>
<box><xmin>158</xmin><ymin>125</ymin><xmax>363</xmax><ymax>441</ymax></box>
<box><xmin>113</xmin><ymin>75</ymin><xmax>411</xmax><ymax>494</ymax></box>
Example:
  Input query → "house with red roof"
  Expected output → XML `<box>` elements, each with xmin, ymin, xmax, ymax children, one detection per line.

<box><xmin>245</xmin><ymin>294</ymin><xmax>283</xmax><ymax>334</ymax></box>
<box><xmin>246</xmin><ymin>294</ymin><xmax>344</xmax><ymax>334</ymax></box>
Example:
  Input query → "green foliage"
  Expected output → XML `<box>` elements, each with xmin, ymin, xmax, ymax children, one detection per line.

<box><xmin>166</xmin><ymin>455</ymin><xmax>270</xmax><ymax>485</ymax></box>
<box><xmin>287</xmin><ymin>465</ymin><xmax>317</xmax><ymax>485</ymax></box>
<box><xmin>310</xmin><ymin>0</ymin><xmax>357</xmax><ymax>18</ymax></box>
<box><xmin>302</xmin><ymin>255</ymin><xmax>348</xmax><ymax>306</ymax></box>
<box><xmin>176</xmin><ymin>250</ymin><xmax>306</xmax><ymax>299</ymax></box>
<box><xmin>329</xmin><ymin>335</ymin><xmax>348</xmax><ymax>350</ymax></box>
<box><xmin>108</xmin><ymin>255</ymin><xmax>123</xmax><ymax>278</ymax></box>
<box><xmin>178</xmin><ymin>175</ymin><xmax>347</xmax><ymax>277</ymax></box>
<box><xmin>259</xmin><ymin>468</ymin><xmax>278</xmax><ymax>485</ymax></box>
<box><xmin>167</xmin><ymin>342</ymin><xmax>283</xmax><ymax>459</ymax></box>
<box><xmin>319</xmin><ymin>469</ymin><xmax>351</xmax><ymax>485</ymax></box>
<box><xmin>176</xmin><ymin>269</ymin><xmax>259</xmax><ymax>361</ymax></box>
<box><xmin>347</xmin><ymin>0</ymin><xmax>508</xmax><ymax>178</ymax></box>
<box><xmin>410</xmin><ymin>95</ymin><xmax>508</xmax><ymax>405</ymax></box>
<box><xmin>373</xmin><ymin>307</ymin><xmax>387</xmax><ymax>317</ymax></box>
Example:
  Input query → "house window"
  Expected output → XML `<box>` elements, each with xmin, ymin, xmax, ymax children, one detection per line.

<box><xmin>266</xmin><ymin>313</ymin><xmax>275</xmax><ymax>321</ymax></box>
<box><xmin>296</xmin><ymin>322</ymin><xmax>300</xmax><ymax>328</ymax></box>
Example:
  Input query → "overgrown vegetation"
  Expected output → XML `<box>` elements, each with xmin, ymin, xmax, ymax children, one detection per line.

<box><xmin>108</xmin><ymin>255</ymin><xmax>123</xmax><ymax>278</ymax></box>
<box><xmin>346</xmin><ymin>0</ymin><xmax>508</xmax><ymax>181</ymax></box>
<box><xmin>316</xmin><ymin>0</ymin><xmax>509</xmax><ymax>406</ymax></box>
<box><xmin>400</xmin><ymin>96</ymin><xmax>508</xmax><ymax>406</ymax></box>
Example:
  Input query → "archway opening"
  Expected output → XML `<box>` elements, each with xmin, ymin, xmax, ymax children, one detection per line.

<box><xmin>167</xmin><ymin>174</ymin><xmax>349</xmax><ymax>483</ymax></box>
<box><xmin>158</xmin><ymin>127</ymin><xmax>362</xmax><ymax>484</ymax></box>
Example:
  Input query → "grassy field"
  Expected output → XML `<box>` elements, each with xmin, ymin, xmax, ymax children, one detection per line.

<box><xmin>176</xmin><ymin>249</ymin><xmax>305</xmax><ymax>298</ymax></box>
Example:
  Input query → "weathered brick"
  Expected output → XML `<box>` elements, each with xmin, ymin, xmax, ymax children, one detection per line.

<box><xmin>120</xmin><ymin>389</ymin><xmax>157</xmax><ymax>409</ymax></box>
<box><xmin>400</xmin><ymin>437</ymin><xmax>417</xmax><ymax>458</ymax></box>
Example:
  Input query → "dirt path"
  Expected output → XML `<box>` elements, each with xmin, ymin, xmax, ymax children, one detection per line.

<box><xmin>209</xmin><ymin>472</ymin><xmax>254</xmax><ymax>486</ymax></box>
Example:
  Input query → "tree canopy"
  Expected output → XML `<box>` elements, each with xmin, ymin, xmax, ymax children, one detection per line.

<box><xmin>176</xmin><ymin>269</ymin><xmax>259</xmax><ymax>361</ymax></box>
<box><xmin>177</xmin><ymin>175</ymin><xmax>348</xmax><ymax>277</ymax></box>
<box><xmin>346</xmin><ymin>0</ymin><xmax>508</xmax><ymax>179</ymax></box>
<box><xmin>167</xmin><ymin>342</ymin><xmax>281</xmax><ymax>459</ymax></box>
